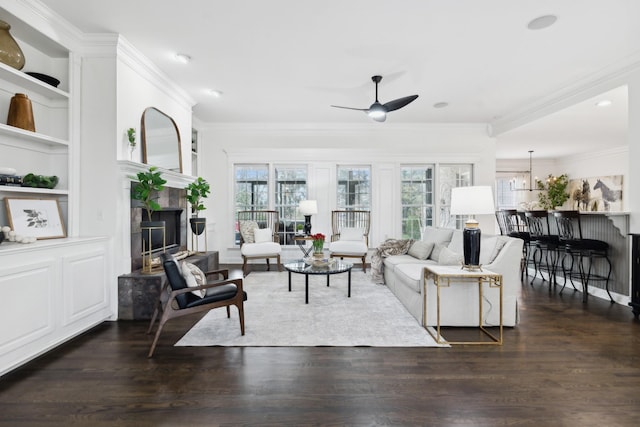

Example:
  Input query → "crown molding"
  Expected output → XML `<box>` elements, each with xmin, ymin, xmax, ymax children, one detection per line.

<box><xmin>200</xmin><ymin>122</ymin><xmax>489</xmax><ymax>134</ymax></box>
<box><xmin>490</xmin><ymin>50</ymin><xmax>640</xmax><ymax>136</ymax></box>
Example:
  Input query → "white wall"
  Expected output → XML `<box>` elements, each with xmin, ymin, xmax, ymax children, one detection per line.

<box><xmin>197</xmin><ymin>123</ymin><xmax>496</xmax><ymax>263</ymax></box>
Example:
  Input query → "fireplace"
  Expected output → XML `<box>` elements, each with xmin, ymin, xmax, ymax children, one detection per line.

<box><xmin>130</xmin><ymin>186</ymin><xmax>187</xmax><ymax>271</ymax></box>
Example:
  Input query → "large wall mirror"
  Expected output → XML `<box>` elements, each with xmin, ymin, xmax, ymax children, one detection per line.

<box><xmin>141</xmin><ymin>107</ymin><xmax>183</xmax><ymax>173</ymax></box>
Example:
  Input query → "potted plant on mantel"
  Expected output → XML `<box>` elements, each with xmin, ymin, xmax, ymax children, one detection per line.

<box><xmin>130</xmin><ymin>166</ymin><xmax>167</xmax><ymax>272</ymax></box>
<box><xmin>185</xmin><ymin>176</ymin><xmax>211</xmax><ymax>236</ymax></box>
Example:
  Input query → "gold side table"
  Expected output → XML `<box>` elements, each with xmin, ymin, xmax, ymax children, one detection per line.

<box><xmin>423</xmin><ymin>265</ymin><xmax>503</xmax><ymax>345</ymax></box>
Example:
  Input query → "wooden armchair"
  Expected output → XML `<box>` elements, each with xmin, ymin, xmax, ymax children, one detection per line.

<box><xmin>237</xmin><ymin>210</ymin><xmax>282</xmax><ymax>276</ymax></box>
<box><xmin>328</xmin><ymin>210</ymin><xmax>370</xmax><ymax>272</ymax></box>
<box><xmin>147</xmin><ymin>253</ymin><xmax>247</xmax><ymax>357</ymax></box>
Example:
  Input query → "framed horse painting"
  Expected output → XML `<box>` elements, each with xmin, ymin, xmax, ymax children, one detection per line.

<box><xmin>567</xmin><ymin>175</ymin><xmax>623</xmax><ymax>212</ymax></box>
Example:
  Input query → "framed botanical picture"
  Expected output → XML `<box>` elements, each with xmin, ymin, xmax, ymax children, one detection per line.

<box><xmin>5</xmin><ymin>198</ymin><xmax>66</xmax><ymax>239</ymax></box>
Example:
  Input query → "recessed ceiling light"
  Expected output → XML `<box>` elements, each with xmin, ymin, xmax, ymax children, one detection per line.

<box><xmin>433</xmin><ymin>102</ymin><xmax>448</xmax><ymax>109</ymax></box>
<box><xmin>596</xmin><ymin>99</ymin><xmax>612</xmax><ymax>107</ymax></box>
<box><xmin>527</xmin><ymin>14</ymin><xmax>557</xmax><ymax>30</ymax></box>
<box><xmin>174</xmin><ymin>53</ymin><xmax>191</xmax><ymax>64</ymax></box>
<box><xmin>209</xmin><ymin>89</ymin><xmax>223</xmax><ymax>98</ymax></box>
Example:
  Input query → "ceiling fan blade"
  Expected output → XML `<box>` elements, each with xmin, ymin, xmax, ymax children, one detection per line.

<box><xmin>330</xmin><ymin>105</ymin><xmax>368</xmax><ymax>111</ymax></box>
<box><xmin>383</xmin><ymin>95</ymin><xmax>419</xmax><ymax>112</ymax></box>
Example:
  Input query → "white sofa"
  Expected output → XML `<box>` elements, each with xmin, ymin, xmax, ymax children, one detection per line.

<box><xmin>382</xmin><ymin>227</ymin><xmax>523</xmax><ymax>327</ymax></box>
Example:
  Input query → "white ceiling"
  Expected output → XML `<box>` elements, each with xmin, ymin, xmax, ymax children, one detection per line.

<box><xmin>37</xmin><ymin>0</ymin><xmax>638</xmax><ymax>159</ymax></box>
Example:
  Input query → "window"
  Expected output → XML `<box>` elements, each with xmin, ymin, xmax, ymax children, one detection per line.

<box><xmin>438</xmin><ymin>164</ymin><xmax>473</xmax><ymax>229</ymax></box>
<box><xmin>275</xmin><ymin>166</ymin><xmax>307</xmax><ymax>245</ymax></box>
<box><xmin>234</xmin><ymin>165</ymin><xmax>268</xmax><ymax>244</ymax></box>
<box><xmin>337</xmin><ymin>166</ymin><xmax>371</xmax><ymax>210</ymax></box>
<box><xmin>400</xmin><ymin>165</ymin><xmax>434</xmax><ymax>239</ymax></box>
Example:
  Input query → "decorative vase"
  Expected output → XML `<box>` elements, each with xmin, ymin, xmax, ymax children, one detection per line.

<box><xmin>0</xmin><ymin>20</ymin><xmax>25</xmax><ymax>70</ymax></box>
<box><xmin>7</xmin><ymin>93</ymin><xmax>35</xmax><ymax>131</ymax></box>
<box><xmin>313</xmin><ymin>251</ymin><xmax>324</xmax><ymax>260</ymax></box>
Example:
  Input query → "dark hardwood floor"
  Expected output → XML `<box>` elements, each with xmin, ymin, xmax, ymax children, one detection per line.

<box><xmin>1</xmin><ymin>266</ymin><xmax>639</xmax><ymax>427</ymax></box>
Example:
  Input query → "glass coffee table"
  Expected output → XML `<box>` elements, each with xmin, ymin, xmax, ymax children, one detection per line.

<box><xmin>284</xmin><ymin>259</ymin><xmax>354</xmax><ymax>304</ymax></box>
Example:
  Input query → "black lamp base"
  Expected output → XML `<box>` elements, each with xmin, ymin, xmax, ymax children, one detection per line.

<box><xmin>462</xmin><ymin>221</ymin><xmax>482</xmax><ymax>270</ymax></box>
<box><xmin>303</xmin><ymin>215</ymin><xmax>312</xmax><ymax>235</ymax></box>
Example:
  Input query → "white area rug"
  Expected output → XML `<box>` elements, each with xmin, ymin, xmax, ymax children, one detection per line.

<box><xmin>175</xmin><ymin>270</ymin><xmax>446</xmax><ymax>347</ymax></box>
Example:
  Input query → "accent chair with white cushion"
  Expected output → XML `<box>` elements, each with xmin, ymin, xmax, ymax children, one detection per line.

<box><xmin>328</xmin><ymin>210</ymin><xmax>370</xmax><ymax>272</ymax></box>
<box><xmin>237</xmin><ymin>210</ymin><xmax>282</xmax><ymax>276</ymax></box>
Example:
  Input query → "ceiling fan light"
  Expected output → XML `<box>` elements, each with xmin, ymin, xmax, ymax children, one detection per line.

<box><xmin>367</xmin><ymin>102</ymin><xmax>386</xmax><ymax>119</ymax></box>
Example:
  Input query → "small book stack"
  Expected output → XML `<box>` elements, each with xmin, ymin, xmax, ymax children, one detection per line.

<box><xmin>0</xmin><ymin>175</ymin><xmax>23</xmax><ymax>186</ymax></box>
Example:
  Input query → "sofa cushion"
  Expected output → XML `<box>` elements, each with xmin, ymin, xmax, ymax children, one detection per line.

<box><xmin>253</xmin><ymin>227</ymin><xmax>273</xmax><ymax>243</ymax></box>
<box><xmin>329</xmin><ymin>240</ymin><xmax>367</xmax><ymax>254</ymax></box>
<box><xmin>239</xmin><ymin>220</ymin><xmax>258</xmax><ymax>243</ymax></box>
<box><xmin>437</xmin><ymin>246</ymin><xmax>464</xmax><ymax>265</ymax></box>
<box><xmin>241</xmin><ymin>241</ymin><xmax>281</xmax><ymax>256</ymax></box>
<box><xmin>422</xmin><ymin>226</ymin><xmax>454</xmax><ymax>245</ymax></box>
<box><xmin>394</xmin><ymin>263</ymin><xmax>425</xmax><ymax>293</ymax></box>
<box><xmin>382</xmin><ymin>254</ymin><xmax>429</xmax><ymax>272</ymax></box>
<box><xmin>340</xmin><ymin>227</ymin><xmax>364</xmax><ymax>241</ymax></box>
<box><xmin>408</xmin><ymin>241</ymin><xmax>434</xmax><ymax>260</ymax></box>
<box><xmin>447</xmin><ymin>230</ymin><xmax>464</xmax><ymax>254</ymax></box>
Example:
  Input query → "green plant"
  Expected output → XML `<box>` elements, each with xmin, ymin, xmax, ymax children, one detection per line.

<box><xmin>127</xmin><ymin>128</ymin><xmax>136</xmax><ymax>148</ymax></box>
<box><xmin>185</xmin><ymin>177</ymin><xmax>211</xmax><ymax>217</ymax></box>
<box><xmin>536</xmin><ymin>174</ymin><xmax>569</xmax><ymax>210</ymax></box>
<box><xmin>130</xmin><ymin>166</ymin><xmax>167</xmax><ymax>221</ymax></box>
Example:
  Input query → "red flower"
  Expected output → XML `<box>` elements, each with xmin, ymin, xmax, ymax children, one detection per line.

<box><xmin>311</xmin><ymin>233</ymin><xmax>325</xmax><ymax>241</ymax></box>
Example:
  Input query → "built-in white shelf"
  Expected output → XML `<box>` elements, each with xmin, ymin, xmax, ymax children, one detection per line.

<box><xmin>0</xmin><ymin>186</ymin><xmax>68</xmax><ymax>195</ymax></box>
<box><xmin>0</xmin><ymin>62</ymin><xmax>69</xmax><ymax>100</ymax></box>
<box><xmin>0</xmin><ymin>123</ymin><xmax>69</xmax><ymax>147</ymax></box>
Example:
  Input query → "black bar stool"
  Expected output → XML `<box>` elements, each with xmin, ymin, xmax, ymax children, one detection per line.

<box><xmin>524</xmin><ymin>210</ymin><xmax>560</xmax><ymax>288</ymax></box>
<box><xmin>496</xmin><ymin>209</ymin><xmax>532</xmax><ymax>281</ymax></box>
<box><xmin>552</xmin><ymin>210</ymin><xmax>612</xmax><ymax>303</ymax></box>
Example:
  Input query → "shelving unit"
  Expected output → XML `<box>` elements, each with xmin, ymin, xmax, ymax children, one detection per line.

<box><xmin>0</xmin><ymin>24</ymin><xmax>70</xmax><ymax>229</ymax></box>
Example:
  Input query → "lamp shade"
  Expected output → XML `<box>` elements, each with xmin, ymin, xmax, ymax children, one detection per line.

<box><xmin>298</xmin><ymin>200</ymin><xmax>318</xmax><ymax>215</ymax></box>
<box><xmin>450</xmin><ymin>186</ymin><xmax>495</xmax><ymax>216</ymax></box>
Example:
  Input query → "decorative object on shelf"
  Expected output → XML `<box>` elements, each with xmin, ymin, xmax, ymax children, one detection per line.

<box><xmin>298</xmin><ymin>200</ymin><xmax>318</xmax><ymax>235</ymax></box>
<box><xmin>127</xmin><ymin>127</ymin><xmax>136</xmax><ymax>160</ymax></box>
<box><xmin>1</xmin><ymin>225</ymin><xmax>10</xmax><ymax>240</ymax></box>
<box><xmin>21</xmin><ymin>173</ymin><xmax>58</xmax><ymax>189</ymax></box>
<box><xmin>0</xmin><ymin>174</ymin><xmax>22</xmax><ymax>186</ymax></box>
<box><xmin>185</xmin><ymin>176</ymin><xmax>211</xmax><ymax>253</ymax></box>
<box><xmin>450</xmin><ymin>186</ymin><xmax>495</xmax><ymax>271</ymax></box>
<box><xmin>4</xmin><ymin>198</ymin><xmax>66</xmax><ymax>239</ymax></box>
<box><xmin>536</xmin><ymin>174</ymin><xmax>569</xmax><ymax>210</ymax></box>
<box><xmin>130</xmin><ymin>166</ymin><xmax>167</xmax><ymax>273</ymax></box>
<box><xmin>7</xmin><ymin>93</ymin><xmax>35</xmax><ymax>132</ymax></box>
<box><xmin>0</xmin><ymin>20</ymin><xmax>25</xmax><ymax>70</ymax></box>
<box><xmin>25</xmin><ymin>72</ymin><xmax>60</xmax><ymax>88</ymax></box>
<box><xmin>311</xmin><ymin>232</ymin><xmax>325</xmax><ymax>256</ymax></box>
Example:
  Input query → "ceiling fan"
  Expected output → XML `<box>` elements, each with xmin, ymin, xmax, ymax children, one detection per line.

<box><xmin>331</xmin><ymin>75</ymin><xmax>419</xmax><ymax>122</ymax></box>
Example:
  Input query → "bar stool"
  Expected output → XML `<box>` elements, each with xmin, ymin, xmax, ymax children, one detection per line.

<box><xmin>524</xmin><ymin>210</ymin><xmax>560</xmax><ymax>288</ymax></box>
<box><xmin>552</xmin><ymin>210</ymin><xmax>612</xmax><ymax>303</ymax></box>
<box><xmin>496</xmin><ymin>209</ymin><xmax>532</xmax><ymax>281</ymax></box>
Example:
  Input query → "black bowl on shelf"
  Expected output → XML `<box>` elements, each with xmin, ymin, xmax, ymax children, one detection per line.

<box><xmin>25</xmin><ymin>72</ymin><xmax>60</xmax><ymax>88</ymax></box>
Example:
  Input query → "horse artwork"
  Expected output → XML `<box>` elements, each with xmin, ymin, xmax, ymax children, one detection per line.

<box><xmin>567</xmin><ymin>175</ymin><xmax>623</xmax><ymax>212</ymax></box>
<box><xmin>594</xmin><ymin>178</ymin><xmax>623</xmax><ymax>211</ymax></box>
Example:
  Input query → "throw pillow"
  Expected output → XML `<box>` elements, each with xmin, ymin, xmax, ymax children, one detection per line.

<box><xmin>253</xmin><ymin>227</ymin><xmax>273</xmax><ymax>243</ymax></box>
<box><xmin>239</xmin><ymin>220</ymin><xmax>258</xmax><ymax>243</ymax></box>
<box><xmin>429</xmin><ymin>243</ymin><xmax>445</xmax><ymax>261</ymax></box>
<box><xmin>437</xmin><ymin>246</ymin><xmax>464</xmax><ymax>265</ymax></box>
<box><xmin>181</xmin><ymin>261</ymin><xmax>206</xmax><ymax>297</ymax></box>
<box><xmin>422</xmin><ymin>226</ymin><xmax>454</xmax><ymax>245</ymax></box>
<box><xmin>340</xmin><ymin>227</ymin><xmax>364</xmax><ymax>241</ymax></box>
<box><xmin>408</xmin><ymin>241</ymin><xmax>434</xmax><ymax>260</ymax></box>
<box><xmin>488</xmin><ymin>237</ymin><xmax>508</xmax><ymax>264</ymax></box>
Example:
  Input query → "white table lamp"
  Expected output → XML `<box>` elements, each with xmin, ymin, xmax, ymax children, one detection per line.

<box><xmin>298</xmin><ymin>200</ymin><xmax>318</xmax><ymax>235</ymax></box>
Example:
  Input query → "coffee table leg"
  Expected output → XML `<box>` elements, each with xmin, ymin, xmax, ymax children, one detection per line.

<box><xmin>348</xmin><ymin>269</ymin><xmax>351</xmax><ymax>297</ymax></box>
<box><xmin>327</xmin><ymin>274</ymin><xmax>330</xmax><ymax>287</ymax></box>
<box><xmin>305</xmin><ymin>274</ymin><xmax>309</xmax><ymax>304</ymax></box>
<box><xmin>288</xmin><ymin>271</ymin><xmax>292</xmax><ymax>292</ymax></box>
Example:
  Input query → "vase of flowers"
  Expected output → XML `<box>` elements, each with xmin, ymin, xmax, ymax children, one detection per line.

<box><xmin>311</xmin><ymin>233</ymin><xmax>325</xmax><ymax>258</ymax></box>
<box><xmin>127</xmin><ymin>127</ymin><xmax>136</xmax><ymax>160</ymax></box>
